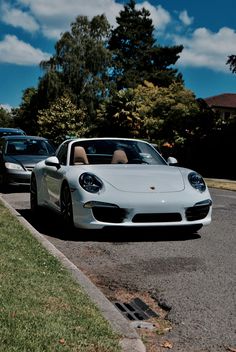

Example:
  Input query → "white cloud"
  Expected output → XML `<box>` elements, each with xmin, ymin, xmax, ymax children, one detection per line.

<box><xmin>0</xmin><ymin>35</ymin><xmax>51</xmax><ymax>65</ymax></box>
<box><xmin>1</xmin><ymin>1</ymin><xmax>39</xmax><ymax>32</ymax></box>
<box><xmin>14</xmin><ymin>0</ymin><xmax>172</xmax><ymax>39</ymax></box>
<box><xmin>179</xmin><ymin>10</ymin><xmax>193</xmax><ymax>26</ymax></box>
<box><xmin>3</xmin><ymin>0</ymin><xmax>233</xmax><ymax>75</ymax></box>
<box><xmin>174</xmin><ymin>27</ymin><xmax>236</xmax><ymax>72</ymax></box>
<box><xmin>16</xmin><ymin>0</ymin><xmax>123</xmax><ymax>38</ymax></box>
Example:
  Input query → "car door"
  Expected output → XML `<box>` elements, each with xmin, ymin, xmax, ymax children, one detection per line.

<box><xmin>44</xmin><ymin>142</ymin><xmax>69</xmax><ymax>210</ymax></box>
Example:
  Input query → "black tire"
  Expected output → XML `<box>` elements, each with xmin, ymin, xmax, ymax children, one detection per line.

<box><xmin>0</xmin><ymin>174</ymin><xmax>9</xmax><ymax>193</ymax></box>
<box><xmin>30</xmin><ymin>174</ymin><xmax>39</xmax><ymax>215</ymax></box>
<box><xmin>61</xmin><ymin>184</ymin><xmax>74</xmax><ymax>228</ymax></box>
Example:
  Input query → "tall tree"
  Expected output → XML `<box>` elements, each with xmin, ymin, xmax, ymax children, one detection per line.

<box><xmin>40</xmin><ymin>14</ymin><xmax>112</xmax><ymax>117</ymax></box>
<box><xmin>12</xmin><ymin>88</ymin><xmax>39</xmax><ymax>135</ymax></box>
<box><xmin>108</xmin><ymin>0</ymin><xmax>183</xmax><ymax>89</ymax></box>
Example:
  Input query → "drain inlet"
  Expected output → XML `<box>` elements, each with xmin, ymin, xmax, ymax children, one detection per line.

<box><xmin>114</xmin><ymin>297</ymin><xmax>159</xmax><ymax>321</ymax></box>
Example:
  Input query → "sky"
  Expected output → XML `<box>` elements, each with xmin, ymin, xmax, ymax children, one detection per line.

<box><xmin>0</xmin><ymin>0</ymin><xmax>236</xmax><ymax>110</ymax></box>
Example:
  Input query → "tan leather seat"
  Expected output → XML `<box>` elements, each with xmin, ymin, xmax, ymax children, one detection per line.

<box><xmin>111</xmin><ymin>149</ymin><xmax>128</xmax><ymax>164</ymax></box>
<box><xmin>73</xmin><ymin>146</ymin><xmax>89</xmax><ymax>165</ymax></box>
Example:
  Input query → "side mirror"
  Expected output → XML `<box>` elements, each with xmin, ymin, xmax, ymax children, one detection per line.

<box><xmin>45</xmin><ymin>156</ymin><xmax>60</xmax><ymax>169</ymax></box>
<box><xmin>167</xmin><ymin>156</ymin><xmax>178</xmax><ymax>165</ymax></box>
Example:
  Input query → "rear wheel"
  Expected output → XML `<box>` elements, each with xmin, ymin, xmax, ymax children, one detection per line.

<box><xmin>30</xmin><ymin>174</ymin><xmax>39</xmax><ymax>214</ymax></box>
<box><xmin>61</xmin><ymin>184</ymin><xmax>74</xmax><ymax>228</ymax></box>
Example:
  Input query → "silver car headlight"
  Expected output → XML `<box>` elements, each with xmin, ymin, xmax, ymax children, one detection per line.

<box><xmin>79</xmin><ymin>173</ymin><xmax>103</xmax><ymax>193</ymax></box>
<box><xmin>5</xmin><ymin>162</ymin><xmax>24</xmax><ymax>171</ymax></box>
<box><xmin>188</xmin><ymin>172</ymin><xmax>206</xmax><ymax>192</ymax></box>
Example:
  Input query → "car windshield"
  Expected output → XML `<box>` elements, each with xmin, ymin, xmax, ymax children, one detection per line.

<box><xmin>6</xmin><ymin>139</ymin><xmax>55</xmax><ymax>156</ymax></box>
<box><xmin>70</xmin><ymin>139</ymin><xmax>167</xmax><ymax>165</ymax></box>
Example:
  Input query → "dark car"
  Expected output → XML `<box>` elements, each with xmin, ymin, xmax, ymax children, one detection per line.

<box><xmin>0</xmin><ymin>135</ymin><xmax>55</xmax><ymax>189</ymax></box>
<box><xmin>0</xmin><ymin>127</ymin><xmax>26</xmax><ymax>137</ymax></box>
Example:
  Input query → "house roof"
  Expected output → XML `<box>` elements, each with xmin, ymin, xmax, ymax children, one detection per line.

<box><xmin>204</xmin><ymin>93</ymin><xmax>236</xmax><ymax>108</ymax></box>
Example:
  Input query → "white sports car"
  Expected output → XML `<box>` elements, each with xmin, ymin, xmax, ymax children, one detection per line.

<box><xmin>30</xmin><ymin>137</ymin><xmax>212</xmax><ymax>232</ymax></box>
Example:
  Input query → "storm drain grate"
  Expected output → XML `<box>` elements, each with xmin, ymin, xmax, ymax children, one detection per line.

<box><xmin>114</xmin><ymin>297</ymin><xmax>158</xmax><ymax>321</ymax></box>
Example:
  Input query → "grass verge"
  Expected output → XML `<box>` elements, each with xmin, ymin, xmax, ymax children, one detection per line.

<box><xmin>204</xmin><ymin>178</ymin><xmax>236</xmax><ymax>191</ymax></box>
<box><xmin>0</xmin><ymin>201</ymin><xmax>121</xmax><ymax>352</ymax></box>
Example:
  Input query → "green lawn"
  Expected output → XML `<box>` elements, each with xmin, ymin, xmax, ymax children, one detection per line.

<box><xmin>0</xmin><ymin>201</ymin><xmax>121</xmax><ymax>352</ymax></box>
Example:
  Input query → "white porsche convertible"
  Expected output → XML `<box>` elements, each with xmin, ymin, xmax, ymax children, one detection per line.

<box><xmin>30</xmin><ymin>137</ymin><xmax>212</xmax><ymax>232</ymax></box>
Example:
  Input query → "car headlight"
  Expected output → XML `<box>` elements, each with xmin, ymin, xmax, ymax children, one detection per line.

<box><xmin>79</xmin><ymin>173</ymin><xmax>103</xmax><ymax>193</ymax></box>
<box><xmin>5</xmin><ymin>162</ymin><xmax>24</xmax><ymax>171</ymax></box>
<box><xmin>188</xmin><ymin>172</ymin><xmax>206</xmax><ymax>192</ymax></box>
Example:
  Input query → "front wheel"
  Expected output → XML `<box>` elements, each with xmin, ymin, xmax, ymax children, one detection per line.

<box><xmin>61</xmin><ymin>184</ymin><xmax>74</xmax><ymax>229</ymax></box>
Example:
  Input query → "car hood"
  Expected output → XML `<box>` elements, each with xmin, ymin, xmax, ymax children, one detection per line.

<box><xmin>87</xmin><ymin>165</ymin><xmax>185</xmax><ymax>193</ymax></box>
<box><xmin>6</xmin><ymin>155</ymin><xmax>50</xmax><ymax>167</ymax></box>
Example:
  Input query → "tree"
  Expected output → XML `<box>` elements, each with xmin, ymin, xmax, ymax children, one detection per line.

<box><xmin>96</xmin><ymin>81</ymin><xmax>199</xmax><ymax>145</ymax></box>
<box><xmin>0</xmin><ymin>106</ymin><xmax>13</xmax><ymax>127</ymax></box>
<box><xmin>37</xmin><ymin>94</ymin><xmax>90</xmax><ymax>145</ymax></box>
<box><xmin>12</xmin><ymin>87</ymin><xmax>39</xmax><ymax>135</ymax></box>
<box><xmin>96</xmin><ymin>88</ymin><xmax>141</xmax><ymax>137</ymax></box>
<box><xmin>108</xmin><ymin>0</ymin><xmax>183</xmax><ymax>89</ymax></box>
<box><xmin>40</xmin><ymin>14</ymin><xmax>113</xmax><ymax>118</ymax></box>
<box><xmin>226</xmin><ymin>54</ymin><xmax>236</xmax><ymax>73</ymax></box>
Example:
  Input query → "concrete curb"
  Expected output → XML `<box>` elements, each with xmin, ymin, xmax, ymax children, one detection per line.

<box><xmin>0</xmin><ymin>195</ymin><xmax>146</xmax><ymax>352</ymax></box>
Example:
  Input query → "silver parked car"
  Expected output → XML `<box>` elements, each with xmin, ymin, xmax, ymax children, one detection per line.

<box><xmin>0</xmin><ymin>135</ymin><xmax>55</xmax><ymax>189</ymax></box>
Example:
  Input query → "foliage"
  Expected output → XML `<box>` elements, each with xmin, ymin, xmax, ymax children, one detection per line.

<box><xmin>96</xmin><ymin>88</ymin><xmax>140</xmax><ymax>137</ymax></box>
<box><xmin>12</xmin><ymin>87</ymin><xmax>39</xmax><ymax>135</ymax></box>
<box><xmin>40</xmin><ymin>14</ymin><xmax>113</xmax><ymax>118</ymax></box>
<box><xmin>226</xmin><ymin>54</ymin><xmax>236</xmax><ymax>73</ymax></box>
<box><xmin>108</xmin><ymin>0</ymin><xmax>183</xmax><ymax>89</ymax></box>
<box><xmin>37</xmin><ymin>70</ymin><xmax>64</xmax><ymax>110</ymax></box>
<box><xmin>0</xmin><ymin>106</ymin><xmax>13</xmax><ymax>127</ymax></box>
<box><xmin>37</xmin><ymin>94</ymin><xmax>90</xmax><ymax>145</ymax></box>
<box><xmin>12</xmin><ymin>1</ymin><xmax>219</xmax><ymax>176</ymax></box>
<box><xmin>96</xmin><ymin>81</ymin><xmax>199</xmax><ymax>148</ymax></box>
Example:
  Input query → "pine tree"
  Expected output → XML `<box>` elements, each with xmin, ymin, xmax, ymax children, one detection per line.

<box><xmin>108</xmin><ymin>0</ymin><xmax>183</xmax><ymax>89</ymax></box>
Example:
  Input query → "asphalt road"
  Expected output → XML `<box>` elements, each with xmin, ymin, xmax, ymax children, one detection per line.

<box><xmin>1</xmin><ymin>187</ymin><xmax>236</xmax><ymax>352</ymax></box>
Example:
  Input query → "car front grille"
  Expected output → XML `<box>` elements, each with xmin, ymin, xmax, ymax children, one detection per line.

<box><xmin>92</xmin><ymin>206</ymin><xmax>182</xmax><ymax>224</ymax></box>
<box><xmin>92</xmin><ymin>203</ymin><xmax>210</xmax><ymax>224</ymax></box>
<box><xmin>132</xmin><ymin>213</ymin><xmax>182</xmax><ymax>223</ymax></box>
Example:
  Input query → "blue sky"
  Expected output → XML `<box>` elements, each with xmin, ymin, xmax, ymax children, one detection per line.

<box><xmin>0</xmin><ymin>0</ymin><xmax>236</xmax><ymax>110</ymax></box>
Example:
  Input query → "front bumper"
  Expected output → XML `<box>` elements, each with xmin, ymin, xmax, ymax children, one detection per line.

<box><xmin>72</xmin><ymin>189</ymin><xmax>212</xmax><ymax>229</ymax></box>
<box><xmin>5</xmin><ymin>170</ymin><xmax>31</xmax><ymax>186</ymax></box>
